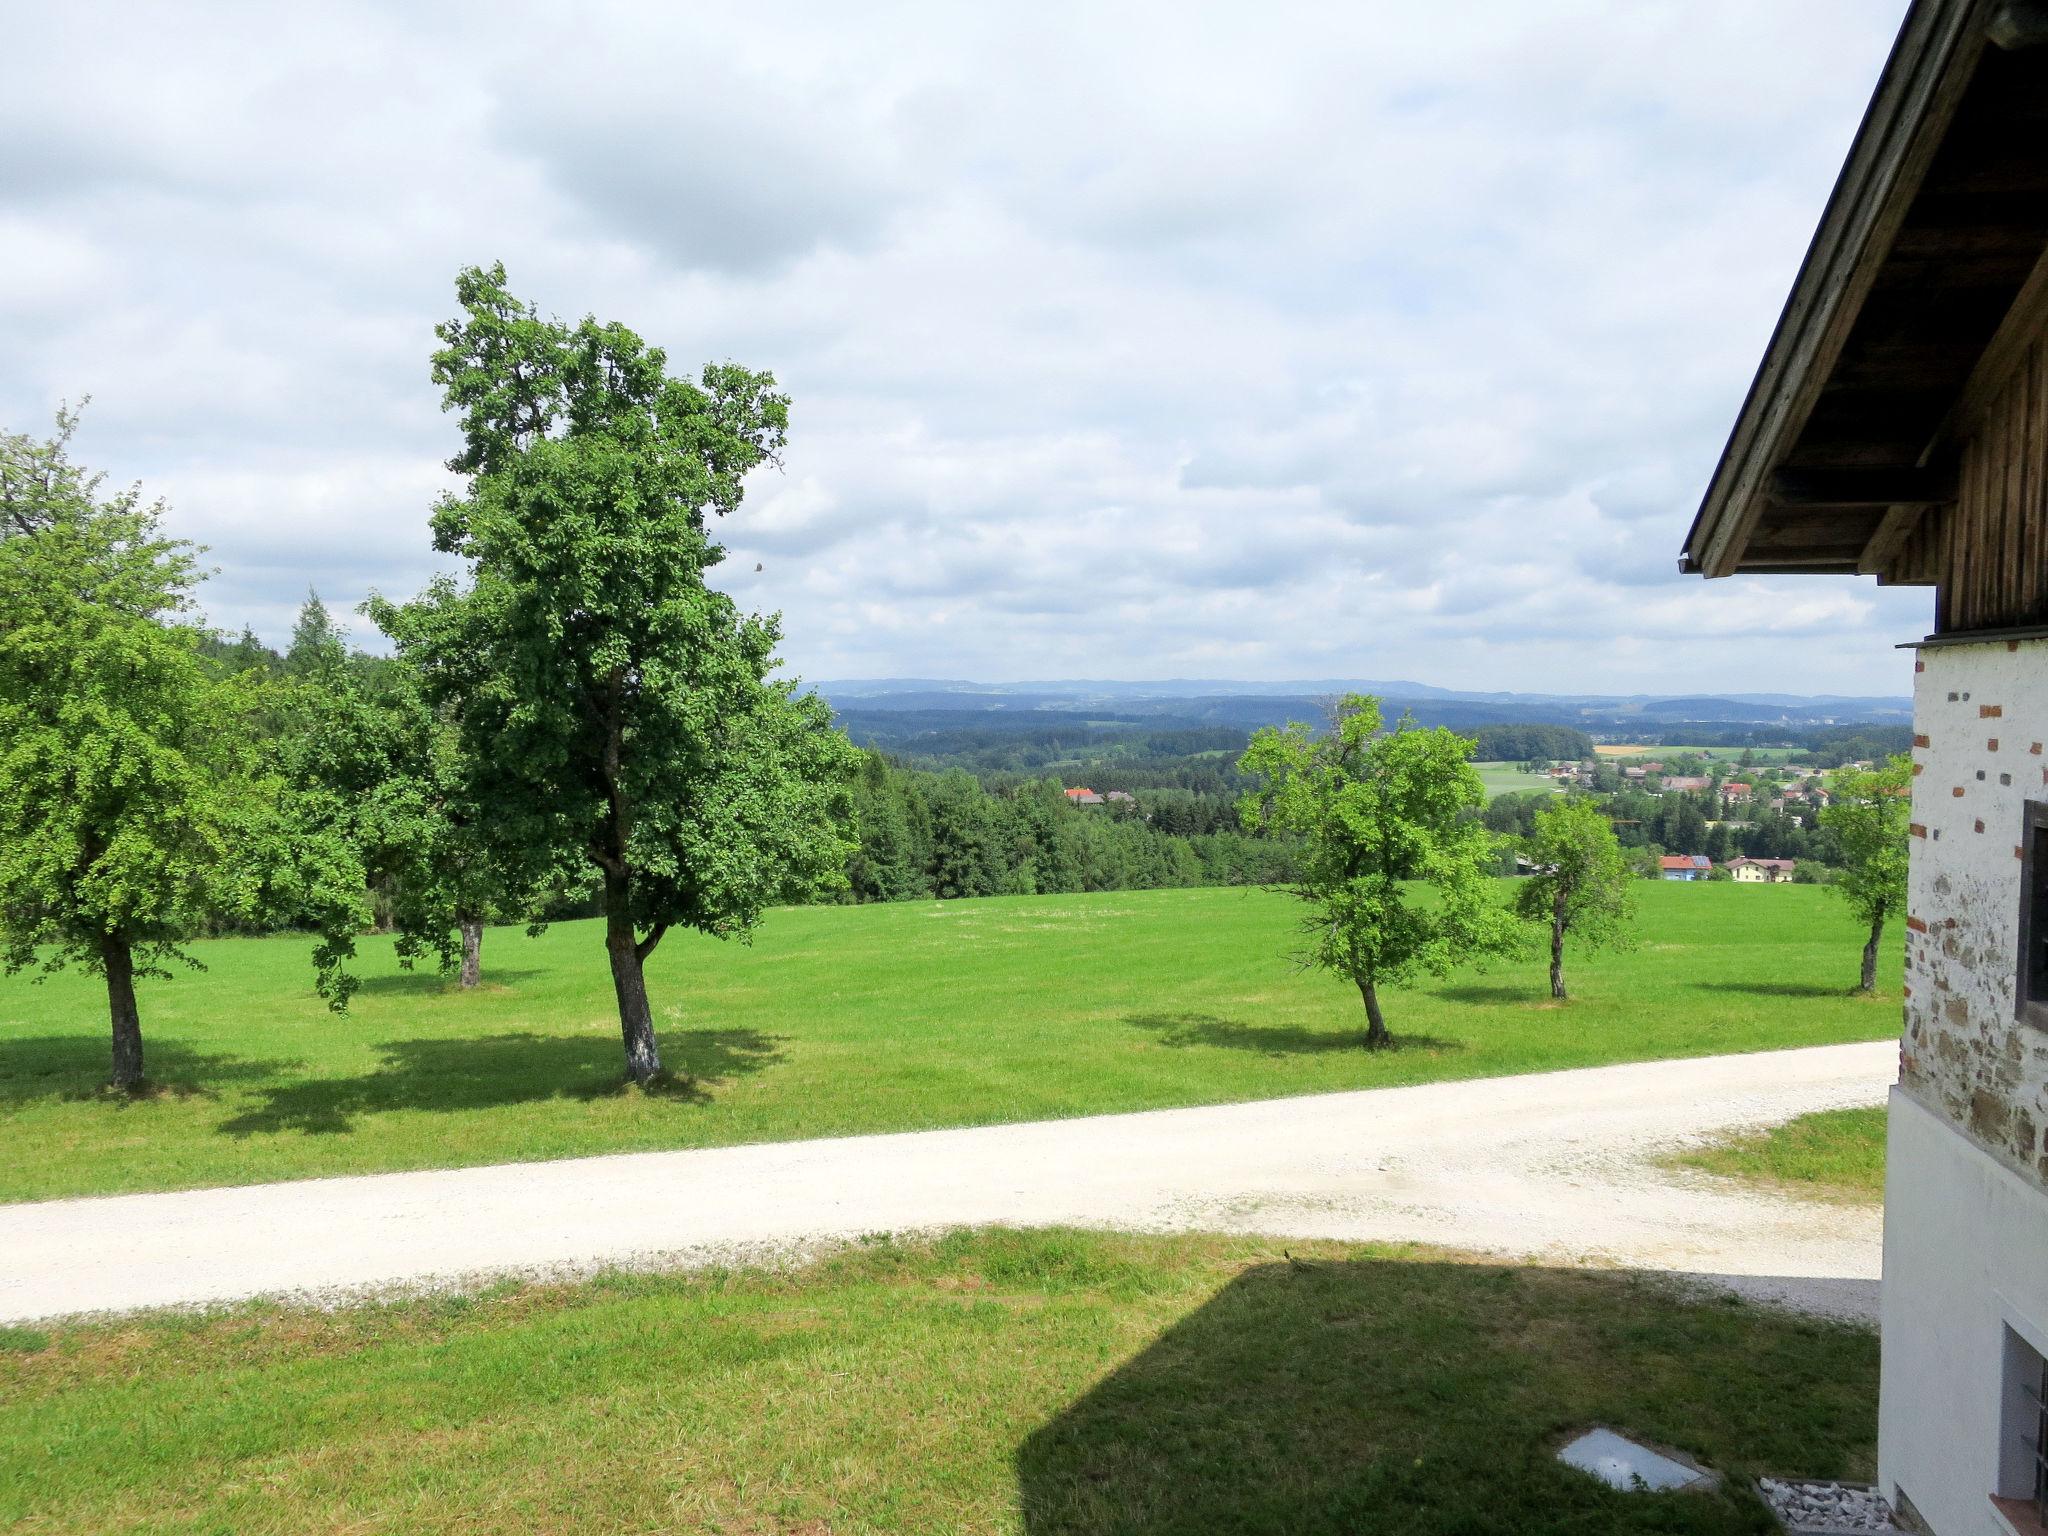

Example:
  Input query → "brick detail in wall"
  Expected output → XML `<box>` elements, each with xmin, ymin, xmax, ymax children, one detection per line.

<box><xmin>1902</xmin><ymin>640</ymin><xmax>2048</xmax><ymax>1195</ymax></box>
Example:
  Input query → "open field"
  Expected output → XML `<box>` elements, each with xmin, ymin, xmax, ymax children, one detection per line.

<box><xmin>1677</xmin><ymin>1106</ymin><xmax>1887</xmax><ymax>1203</ymax></box>
<box><xmin>1473</xmin><ymin>760</ymin><xmax>1562</xmax><ymax>799</ymax></box>
<box><xmin>0</xmin><ymin>1227</ymin><xmax>1879</xmax><ymax>1535</ymax></box>
<box><xmin>0</xmin><ymin>883</ymin><xmax>1902</xmax><ymax>1204</ymax></box>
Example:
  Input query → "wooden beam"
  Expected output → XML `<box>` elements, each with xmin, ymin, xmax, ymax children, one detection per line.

<box><xmin>1859</xmin><ymin>502</ymin><xmax>1931</xmax><ymax>574</ymax></box>
<box><xmin>1989</xmin><ymin>0</ymin><xmax>2048</xmax><ymax>50</ymax></box>
<box><xmin>1768</xmin><ymin>465</ymin><xmax>1958</xmax><ymax>506</ymax></box>
<box><xmin>1923</xmin><ymin>235</ymin><xmax>2048</xmax><ymax>456</ymax></box>
<box><xmin>1687</xmin><ymin>0</ymin><xmax>1984</xmax><ymax>577</ymax></box>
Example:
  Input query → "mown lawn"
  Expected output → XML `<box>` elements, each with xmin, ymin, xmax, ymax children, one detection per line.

<box><xmin>0</xmin><ymin>1227</ymin><xmax>1878</xmax><ymax>1535</ymax></box>
<box><xmin>0</xmin><ymin>882</ymin><xmax>1901</xmax><ymax>1202</ymax></box>
<box><xmin>1677</xmin><ymin>1106</ymin><xmax>1888</xmax><ymax>1202</ymax></box>
<box><xmin>1473</xmin><ymin>760</ymin><xmax>1562</xmax><ymax>800</ymax></box>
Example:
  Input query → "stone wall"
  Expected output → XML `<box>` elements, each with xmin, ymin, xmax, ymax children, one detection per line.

<box><xmin>1902</xmin><ymin>637</ymin><xmax>2048</xmax><ymax>1193</ymax></box>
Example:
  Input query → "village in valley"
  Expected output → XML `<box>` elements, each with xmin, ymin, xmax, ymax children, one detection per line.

<box><xmin>8</xmin><ymin>2</ymin><xmax>2048</xmax><ymax>1535</ymax></box>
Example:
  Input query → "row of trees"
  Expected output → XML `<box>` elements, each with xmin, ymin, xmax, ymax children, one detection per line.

<box><xmin>1238</xmin><ymin>696</ymin><xmax>1911</xmax><ymax>1047</ymax></box>
<box><xmin>1</xmin><ymin>266</ymin><xmax>860</xmax><ymax>1087</ymax></box>
<box><xmin>843</xmin><ymin>757</ymin><xmax>1295</xmax><ymax>902</ymax></box>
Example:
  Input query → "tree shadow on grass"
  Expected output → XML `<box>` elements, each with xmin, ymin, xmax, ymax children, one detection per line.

<box><xmin>1125</xmin><ymin>1013</ymin><xmax>1461</xmax><ymax>1058</ymax></box>
<box><xmin>1015</xmin><ymin>1254</ymin><xmax>1877</xmax><ymax>1534</ymax></box>
<box><xmin>347</xmin><ymin>967</ymin><xmax>547</xmax><ymax>998</ymax></box>
<box><xmin>0</xmin><ymin>1035</ymin><xmax>281</xmax><ymax>1106</ymax></box>
<box><xmin>1691</xmin><ymin>981</ymin><xmax>1860</xmax><ymax>1000</ymax></box>
<box><xmin>1431</xmin><ymin>982</ymin><xmax>1538</xmax><ymax>1006</ymax></box>
<box><xmin>216</xmin><ymin>1028</ymin><xmax>785</xmax><ymax>1137</ymax></box>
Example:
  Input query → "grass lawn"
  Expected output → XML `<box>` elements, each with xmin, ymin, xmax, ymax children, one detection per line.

<box><xmin>1474</xmin><ymin>760</ymin><xmax>1562</xmax><ymax>800</ymax></box>
<box><xmin>0</xmin><ymin>882</ymin><xmax>1902</xmax><ymax>1203</ymax></box>
<box><xmin>1676</xmin><ymin>1106</ymin><xmax>1888</xmax><ymax>1202</ymax></box>
<box><xmin>0</xmin><ymin>1227</ymin><xmax>1879</xmax><ymax>1535</ymax></box>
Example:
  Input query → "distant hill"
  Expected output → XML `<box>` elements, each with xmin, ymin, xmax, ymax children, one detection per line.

<box><xmin>815</xmin><ymin>678</ymin><xmax>1912</xmax><ymax>739</ymax></box>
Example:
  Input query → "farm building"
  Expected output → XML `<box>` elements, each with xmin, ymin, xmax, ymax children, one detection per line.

<box><xmin>1724</xmin><ymin>857</ymin><xmax>1797</xmax><ymax>885</ymax></box>
<box><xmin>1657</xmin><ymin>854</ymin><xmax>1712</xmax><ymax>882</ymax></box>
<box><xmin>1681</xmin><ymin>1</ymin><xmax>2048</xmax><ymax>1527</ymax></box>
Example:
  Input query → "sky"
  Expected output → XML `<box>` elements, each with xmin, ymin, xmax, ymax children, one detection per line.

<box><xmin>2</xmin><ymin>0</ymin><xmax>1929</xmax><ymax>696</ymax></box>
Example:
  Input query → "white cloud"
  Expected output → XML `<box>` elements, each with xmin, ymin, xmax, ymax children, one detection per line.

<box><xmin>0</xmin><ymin>0</ymin><xmax>1927</xmax><ymax>695</ymax></box>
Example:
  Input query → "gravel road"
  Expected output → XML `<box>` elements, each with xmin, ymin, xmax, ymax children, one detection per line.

<box><xmin>0</xmin><ymin>1040</ymin><xmax>1896</xmax><ymax>1325</ymax></box>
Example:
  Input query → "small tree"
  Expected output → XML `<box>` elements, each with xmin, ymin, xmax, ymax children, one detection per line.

<box><xmin>1514</xmin><ymin>798</ymin><xmax>1635</xmax><ymax>1001</ymax></box>
<box><xmin>1238</xmin><ymin>695</ymin><xmax>1514</xmax><ymax>1048</ymax></box>
<box><xmin>376</xmin><ymin>264</ymin><xmax>859</xmax><ymax>1081</ymax></box>
<box><xmin>1821</xmin><ymin>752</ymin><xmax>1912</xmax><ymax>993</ymax></box>
<box><xmin>0</xmin><ymin>414</ymin><xmax>270</xmax><ymax>1088</ymax></box>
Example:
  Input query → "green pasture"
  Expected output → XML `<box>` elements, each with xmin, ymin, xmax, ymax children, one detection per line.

<box><xmin>1473</xmin><ymin>760</ymin><xmax>1563</xmax><ymax>800</ymax></box>
<box><xmin>0</xmin><ymin>882</ymin><xmax>1901</xmax><ymax>1203</ymax></box>
<box><xmin>0</xmin><ymin>1227</ymin><xmax>1878</xmax><ymax>1535</ymax></box>
<box><xmin>1677</xmin><ymin>1105</ymin><xmax>1887</xmax><ymax>1202</ymax></box>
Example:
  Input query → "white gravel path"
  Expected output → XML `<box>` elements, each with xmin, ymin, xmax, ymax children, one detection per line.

<box><xmin>0</xmin><ymin>1040</ymin><xmax>1896</xmax><ymax>1325</ymax></box>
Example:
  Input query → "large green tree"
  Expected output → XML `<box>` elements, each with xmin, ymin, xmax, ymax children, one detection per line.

<box><xmin>0</xmin><ymin>414</ymin><xmax>270</xmax><ymax>1087</ymax></box>
<box><xmin>1513</xmin><ymin>797</ymin><xmax>1635</xmax><ymax>1000</ymax></box>
<box><xmin>273</xmin><ymin>593</ymin><xmax>529</xmax><ymax>1005</ymax></box>
<box><xmin>375</xmin><ymin>264</ymin><xmax>859</xmax><ymax>1081</ymax></box>
<box><xmin>1821</xmin><ymin>752</ymin><xmax>1913</xmax><ymax>993</ymax></box>
<box><xmin>1238</xmin><ymin>695</ymin><xmax>1513</xmax><ymax>1048</ymax></box>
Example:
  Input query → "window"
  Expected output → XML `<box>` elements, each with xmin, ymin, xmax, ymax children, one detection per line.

<box><xmin>1996</xmin><ymin>1327</ymin><xmax>2048</xmax><ymax>1534</ymax></box>
<box><xmin>2022</xmin><ymin>803</ymin><xmax>2048</xmax><ymax>1029</ymax></box>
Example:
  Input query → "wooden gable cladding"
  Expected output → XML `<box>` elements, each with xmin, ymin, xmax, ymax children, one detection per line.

<box><xmin>1928</xmin><ymin>333</ymin><xmax>2048</xmax><ymax>630</ymax></box>
<box><xmin>1682</xmin><ymin>0</ymin><xmax>2048</xmax><ymax>631</ymax></box>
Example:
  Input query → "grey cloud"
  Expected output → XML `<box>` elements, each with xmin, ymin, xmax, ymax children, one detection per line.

<box><xmin>1</xmin><ymin>0</ymin><xmax>1929</xmax><ymax>691</ymax></box>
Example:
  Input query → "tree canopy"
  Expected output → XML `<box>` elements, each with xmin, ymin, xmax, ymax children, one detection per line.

<box><xmin>1820</xmin><ymin>752</ymin><xmax>1912</xmax><ymax>993</ymax></box>
<box><xmin>0</xmin><ymin>415</ymin><xmax>272</xmax><ymax>1087</ymax></box>
<box><xmin>374</xmin><ymin>264</ymin><xmax>859</xmax><ymax>1081</ymax></box>
<box><xmin>1238</xmin><ymin>695</ymin><xmax>1514</xmax><ymax>1048</ymax></box>
<box><xmin>1513</xmin><ymin>797</ymin><xmax>1635</xmax><ymax>999</ymax></box>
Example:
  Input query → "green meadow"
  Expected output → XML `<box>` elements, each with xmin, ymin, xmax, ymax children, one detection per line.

<box><xmin>0</xmin><ymin>1227</ymin><xmax>1878</xmax><ymax>1535</ymax></box>
<box><xmin>1678</xmin><ymin>1105</ymin><xmax>1888</xmax><ymax>1202</ymax></box>
<box><xmin>1473</xmin><ymin>760</ymin><xmax>1564</xmax><ymax>799</ymax></box>
<box><xmin>0</xmin><ymin>882</ymin><xmax>1900</xmax><ymax>1204</ymax></box>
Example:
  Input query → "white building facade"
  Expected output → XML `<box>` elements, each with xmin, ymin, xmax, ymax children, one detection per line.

<box><xmin>1682</xmin><ymin>3</ymin><xmax>2048</xmax><ymax>1529</ymax></box>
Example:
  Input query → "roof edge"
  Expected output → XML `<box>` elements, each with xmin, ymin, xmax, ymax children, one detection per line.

<box><xmin>1681</xmin><ymin>0</ymin><xmax>1989</xmax><ymax>578</ymax></box>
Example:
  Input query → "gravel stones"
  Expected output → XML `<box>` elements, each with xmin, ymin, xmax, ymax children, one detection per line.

<box><xmin>1757</xmin><ymin>1478</ymin><xmax>1897</xmax><ymax>1532</ymax></box>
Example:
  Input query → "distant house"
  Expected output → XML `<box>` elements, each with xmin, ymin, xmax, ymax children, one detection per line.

<box><xmin>1064</xmin><ymin>787</ymin><xmax>1103</xmax><ymax>806</ymax></box>
<box><xmin>1657</xmin><ymin>855</ymin><xmax>1712</xmax><ymax>882</ymax></box>
<box><xmin>1660</xmin><ymin>775</ymin><xmax>1711</xmax><ymax>794</ymax></box>
<box><xmin>1623</xmin><ymin>765</ymin><xmax>1649</xmax><ymax>780</ymax></box>
<box><xmin>1102</xmin><ymin>790</ymin><xmax>1135</xmax><ymax>804</ymax></box>
<box><xmin>1725</xmin><ymin>857</ymin><xmax>1797</xmax><ymax>885</ymax></box>
<box><xmin>1721</xmin><ymin>781</ymin><xmax>1754</xmax><ymax>804</ymax></box>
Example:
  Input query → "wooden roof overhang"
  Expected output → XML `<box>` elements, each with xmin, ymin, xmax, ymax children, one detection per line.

<box><xmin>1681</xmin><ymin>0</ymin><xmax>2048</xmax><ymax>584</ymax></box>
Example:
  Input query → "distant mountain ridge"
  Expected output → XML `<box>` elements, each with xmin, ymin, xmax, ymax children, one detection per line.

<box><xmin>815</xmin><ymin>678</ymin><xmax>1912</xmax><ymax>726</ymax></box>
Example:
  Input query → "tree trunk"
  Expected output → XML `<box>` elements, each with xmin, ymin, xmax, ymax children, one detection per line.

<box><xmin>101</xmin><ymin>932</ymin><xmax>144</xmax><ymax>1091</ymax></box>
<box><xmin>1550</xmin><ymin>886</ymin><xmax>1568</xmax><ymax>1001</ymax></box>
<box><xmin>458</xmin><ymin>917</ymin><xmax>483</xmax><ymax>989</ymax></box>
<box><xmin>1858</xmin><ymin>916</ymin><xmax>1882</xmax><ymax>994</ymax></box>
<box><xmin>604</xmin><ymin>875</ymin><xmax>662</xmax><ymax>1083</ymax></box>
<box><xmin>1358</xmin><ymin>977</ymin><xmax>1391</xmax><ymax>1051</ymax></box>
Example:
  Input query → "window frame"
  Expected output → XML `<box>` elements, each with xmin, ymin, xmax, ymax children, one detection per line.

<box><xmin>2021</xmin><ymin>802</ymin><xmax>2048</xmax><ymax>1031</ymax></box>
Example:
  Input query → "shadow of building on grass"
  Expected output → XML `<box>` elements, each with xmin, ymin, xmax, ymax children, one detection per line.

<box><xmin>1015</xmin><ymin>1256</ymin><xmax>1877</xmax><ymax>1535</ymax></box>
<box><xmin>216</xmin><ymin>1027</ymin><xmax>785</xmax><ymax>1136</ymax></box>
<box><xmin>1125</xmin><ymin>1013</ymin><xmax>1460</xmax><ymax>1058</ymax></box>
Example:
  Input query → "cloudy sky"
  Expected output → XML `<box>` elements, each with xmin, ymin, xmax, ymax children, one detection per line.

<box><xmin>4</xmin><ymin>0</ymin><xmax>1927</xmax><ymax>695</ymax></box>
